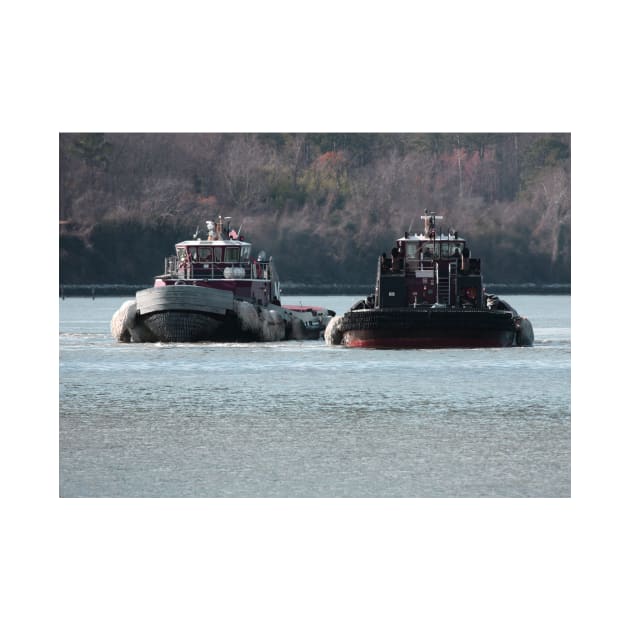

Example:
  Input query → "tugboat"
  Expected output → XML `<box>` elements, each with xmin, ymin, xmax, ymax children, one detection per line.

<box><xmin>280</xmin><ymin>304</ymin><xmax>338</xmax><ymax>340</ymax></box>
<box><xmin>111</xmin><ymin>216</ymin><xmax>334</xmax><ymax>343</ymax></box>
<box><xmin>325</xmin><ymin>212</ymin><xmax>534</xmax><ymax>349</ymax></box>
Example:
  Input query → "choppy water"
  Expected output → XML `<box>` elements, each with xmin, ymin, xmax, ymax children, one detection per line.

<box><xmin>59</xmin><ymin>294</ymin><xmax>570</xmax><ymax>497</ymax></box>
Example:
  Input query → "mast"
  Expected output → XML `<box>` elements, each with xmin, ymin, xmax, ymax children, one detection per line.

<box><xmin>421</xmin><ymin>212</ymin><xmax>443</xmax><ymax>238</ymax></box>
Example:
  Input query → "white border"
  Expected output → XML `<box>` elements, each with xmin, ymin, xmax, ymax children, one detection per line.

<box><xmin>5</xmin><ymin>1</ymin><xmax>626</xmax><ymax>628</ymax></box>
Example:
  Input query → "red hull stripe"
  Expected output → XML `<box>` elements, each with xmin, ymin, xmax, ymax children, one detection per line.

<box><xmin>343</xmin><ymin>332</ymin><xmax>514</xmax><ymax>349</ymax></box>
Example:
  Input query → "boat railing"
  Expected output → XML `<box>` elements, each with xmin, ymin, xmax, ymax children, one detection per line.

<box><xmin>165</xmin><ymin>255</ymin><xmax>178</xmax><ymax>275</ymax></box>
<box><xmin>164</xmin><ymin>256</ymin><xmax>272</xmax><ymax>281</ymax></box>
<box><xmin>404</xmin><ymin>258</ymin><xmax>436</xmax><ymax>276</ymax></box>
<box><xmin>405</xmin><ymin>256</ymin><xmax>482</xmax><ymax>275</ymax></box>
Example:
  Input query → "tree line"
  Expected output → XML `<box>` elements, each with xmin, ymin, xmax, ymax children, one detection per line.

<box><xmin>59</xmin><ymin>132</ymin><xmax>570</xmax><ymax>287</ymax></box>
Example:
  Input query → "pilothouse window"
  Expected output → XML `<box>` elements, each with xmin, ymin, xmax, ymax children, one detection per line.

<box><xmin>224</xmin><ymin>247</ymin><xmax>240</xmax><ymax>262</ymax></box>
<box><xmin>446</xmin><ymin>242</ymin><xmax>464</xmax><ymax>256</ymax></box>
<box><xmin>199</xmin><ymin>247</ymin><xmax>212</xmax><ymax>261</ymax></box>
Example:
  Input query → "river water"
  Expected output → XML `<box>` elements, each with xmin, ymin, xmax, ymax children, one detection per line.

<box><xmin>59</xmin><ymin>294</ymin><xmax>570</xmax><ymax>497</ymax></box>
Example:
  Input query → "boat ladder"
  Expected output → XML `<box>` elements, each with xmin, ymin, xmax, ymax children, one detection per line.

<box><xmin>436</xmin><ymin>262</ymin><xmax>457</xmax><ymax>305</ymax></box>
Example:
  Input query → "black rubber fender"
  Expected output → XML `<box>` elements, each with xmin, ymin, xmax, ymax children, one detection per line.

<box><xmin>515</xmin><ymin>317</ymin><xmax>534</xmax><ymax>346</ymax></box>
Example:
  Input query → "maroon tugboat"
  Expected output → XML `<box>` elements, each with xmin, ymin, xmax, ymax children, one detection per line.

<box><xmin>111</xmin><ymin>216</ymin><xmax>334</xmax><ymax>343</ymax></box>
<box><xmin>325</xmin><ymin>212</ymin><xmax>534</xmax><ymax>349</ymax></box>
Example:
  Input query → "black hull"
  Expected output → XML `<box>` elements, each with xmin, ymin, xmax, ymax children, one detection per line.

<box><xmin>140</xmin><ymin>311</ymin><xmax>290</xmax><ymax>343</ymax></box>
<box><xmin>338</xmin><ymin>307</ymin><xmax>518</xmax><ymax>348</ymax></box>
<box><xmin>140</xmin><ymin>310</ymin><xmax>261</xmax><ymax>343</ymax></box>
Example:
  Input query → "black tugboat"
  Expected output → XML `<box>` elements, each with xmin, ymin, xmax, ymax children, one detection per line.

<box><xmin>325</xmin><ymin>212</ymin><xmax>534</xmax><ymax>349</ymax></box>
<box><xmin>110</xmin><ymin>216</ymin><xmax>334</xmax><ymax>343</ymax></box>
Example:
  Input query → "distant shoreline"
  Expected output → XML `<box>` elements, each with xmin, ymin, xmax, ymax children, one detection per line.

<box><xmin>59</xmin><ymin>283</ymin><xmax>571</xmax><ymax>297</ymax></box>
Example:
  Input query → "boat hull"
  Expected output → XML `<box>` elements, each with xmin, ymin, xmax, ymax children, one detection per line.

<box><xmin>139</xmin><ymin>309</ymin><xmax>236</xmax><ymax>342</ymax></box>
<box><xmin>128</xmin><ymin>284</ymin><xmax>297</xmax><ymax>343</ymax></box>
<box><xmin>134</xmin><ymin>284</ymin><xmax>229</xmax><ymax>342</ymax></box>
<box><xmin>337</xmin><ymin>307</ymin><xmax>518</xmax><ymax>349</ymax></box>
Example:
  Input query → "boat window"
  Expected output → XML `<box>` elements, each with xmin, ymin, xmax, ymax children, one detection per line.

<box><xmin>422</xmin><ymin>244</ymin><xmax>434</xmax><ymax>257</ymax></box>
<box><xmin>437</xmin><ymin>242</ymin><xmax>463</xmax><ymax>257</ymax></box>
<box><xmin>177</xmin><ymin>247</ymin><xmax>186</xmax><ymax>262</ymax></box>
<box><xmin>188</xmin><ymin>246</ymin><xmax>199</xmax><ymax>261</ymax></box>
<box><xmin>213</xmin><ymin>247</ymin><xmax>223</xmax><ymax>262</ymax></box>
<box><xmin>405</xmin><ymin>242</ymin><xmax>417</xmax><ymax>260</ymax></box>
<box><xmin>224</xmin><ymin>247</ymin><xmax>240</xmax><ymax>262</ymax></box>
<box><xmin>198</xmin><ymin>246</ymin><xmax>213</xmax><ymax>262</ymax></box>
<box><xmin>241</xmin><ymin>246</ymin><xmax>251</xmax><ymax>261</ymax></box>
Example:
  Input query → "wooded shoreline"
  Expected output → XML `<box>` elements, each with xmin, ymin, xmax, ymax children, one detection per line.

<box><xmin>60</xmin><ymin>133</ymin><xmax>570</xmax><ymax>288</ymax></box>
